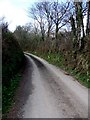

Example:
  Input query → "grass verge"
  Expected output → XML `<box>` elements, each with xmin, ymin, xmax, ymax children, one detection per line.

<box><xmin>2</xmin><ymin>74</ymin><xmax>21</xmax><ymax>117</ymax></box>
<box><xmin>31</xmin><ymin>51</ymin><xmax>90</xmax><ymax>88</ymax></box>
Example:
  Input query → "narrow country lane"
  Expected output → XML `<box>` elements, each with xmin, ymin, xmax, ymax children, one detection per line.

<box><xmin>8</xmin><ymin>53</ymin><xmax>88</xmax><ymax>118</ymax></box>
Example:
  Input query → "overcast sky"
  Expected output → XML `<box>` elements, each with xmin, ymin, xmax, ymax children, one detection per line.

<box><xmin>0</xmin><ymin>0</ymin><xmax>39</xmax><ymax>31</ymax></box>
<box><xmin>0</xmin><ymin>0</ymin><xmax>87</xmax><ymax>32</ymax></box>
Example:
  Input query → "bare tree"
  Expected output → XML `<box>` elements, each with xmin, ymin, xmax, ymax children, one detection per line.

<box><xmin>29</xmin><ymin>0</ymin><xmax>72</xmax><ymax>40</ymax></box>
<box><xmin>51</xmin><ymin>1</ymin><xmax>71</xmax><ymax>39</ymax></box>
<box><xmin>41</xmin><ymin>1</ymin><xmax>53</xmax><ymax>38</ymax></box>
<box><xmin>30</xmin><ymin>3</ymin><xmax>46</xmax><ymax>41</ymax></box>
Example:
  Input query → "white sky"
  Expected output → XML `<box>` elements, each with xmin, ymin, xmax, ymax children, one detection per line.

<box><xmin>0</xmin><ymin>0</ymin><xmax>39</xmax><ymax>31</ymax></box>
<box><xmin>0</xmin><ymin>0</ymin><xmax>87</xmax><ymax>32</ymax></box>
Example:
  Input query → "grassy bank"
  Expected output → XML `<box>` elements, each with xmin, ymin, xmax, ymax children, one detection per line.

<box><xmin>31</xmin><ymin>51</ymin><xmax>90</xmax><ymax>88</ymax></box>
<box><xmin>2</xmin><ymin>74</ymin><xmax>21</xmax><ymax>117</ymax></box>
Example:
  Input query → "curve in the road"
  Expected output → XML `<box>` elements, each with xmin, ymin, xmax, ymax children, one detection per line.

<box><xmin>8</xmin><ymin>53</ymin><xmax>88</xmax><ymax>118</ymax></box>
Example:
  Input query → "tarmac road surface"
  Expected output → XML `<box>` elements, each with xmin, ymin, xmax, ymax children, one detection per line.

<box><xmin>8</xmin><ymin>53</ymin><xmax>88</xmax><ymax>118</ymax></box>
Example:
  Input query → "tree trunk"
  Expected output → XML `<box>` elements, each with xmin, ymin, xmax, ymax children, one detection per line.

<box><xmin>40</xmin><ymin>24</ymin><xmax>45</xmax><ymax>41</ymax></box>
<box><xmin>79</xmin><ymin>2</ymin><xmax>85</xmax><ymax>50</ymax></box>
<box><xmin>70</xmin><ymin>15</ymin><xmax>77</xmax><ymax>49</ymax></box>
<box><xmin>55</xmin><ymin>23</ymin><xmax>58</xmax><ymax>39</ymax></box>
<box><xmin>86</xmin><ymin>1</ymin><xmax>90</xmax><ymax>35</ymax></box>
<box><xmin>41</xmin><ymin>30</ymin><xmax>45</xmax><ymax>41</ymax></box>
<box><xmin>47</xmin><ymin>25</ymin><xmax>51</xmax><ymax>38</ymax></box>
<box><xmin>74</xmin><ymin>1</ymin><xmax>85</xmax><ymax>50</ymax></box>
<box><xmin>75</xmin><ymin>2</ymin><xmax>80</xmax><ymax>47</ymax></box>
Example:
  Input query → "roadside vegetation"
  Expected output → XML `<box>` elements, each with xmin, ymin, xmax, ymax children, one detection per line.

<box><xmin>32</xmin><ymin>51</ymin><xmax>90</xmax><ymax>88</ymax></box>
<box><xmin>2</xmin><ymin>74</ymin><xmax>21</xmax><ymax>116</ymax></box>
<box><xmin>1</xmin><ymin>21</ymin><xmax>25</xmax><ymax>117</ymax></box>
<box><xmin>14</xmin><ymin>0</ymin><xmax>90</xmax><ymax>88</ymax></box>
